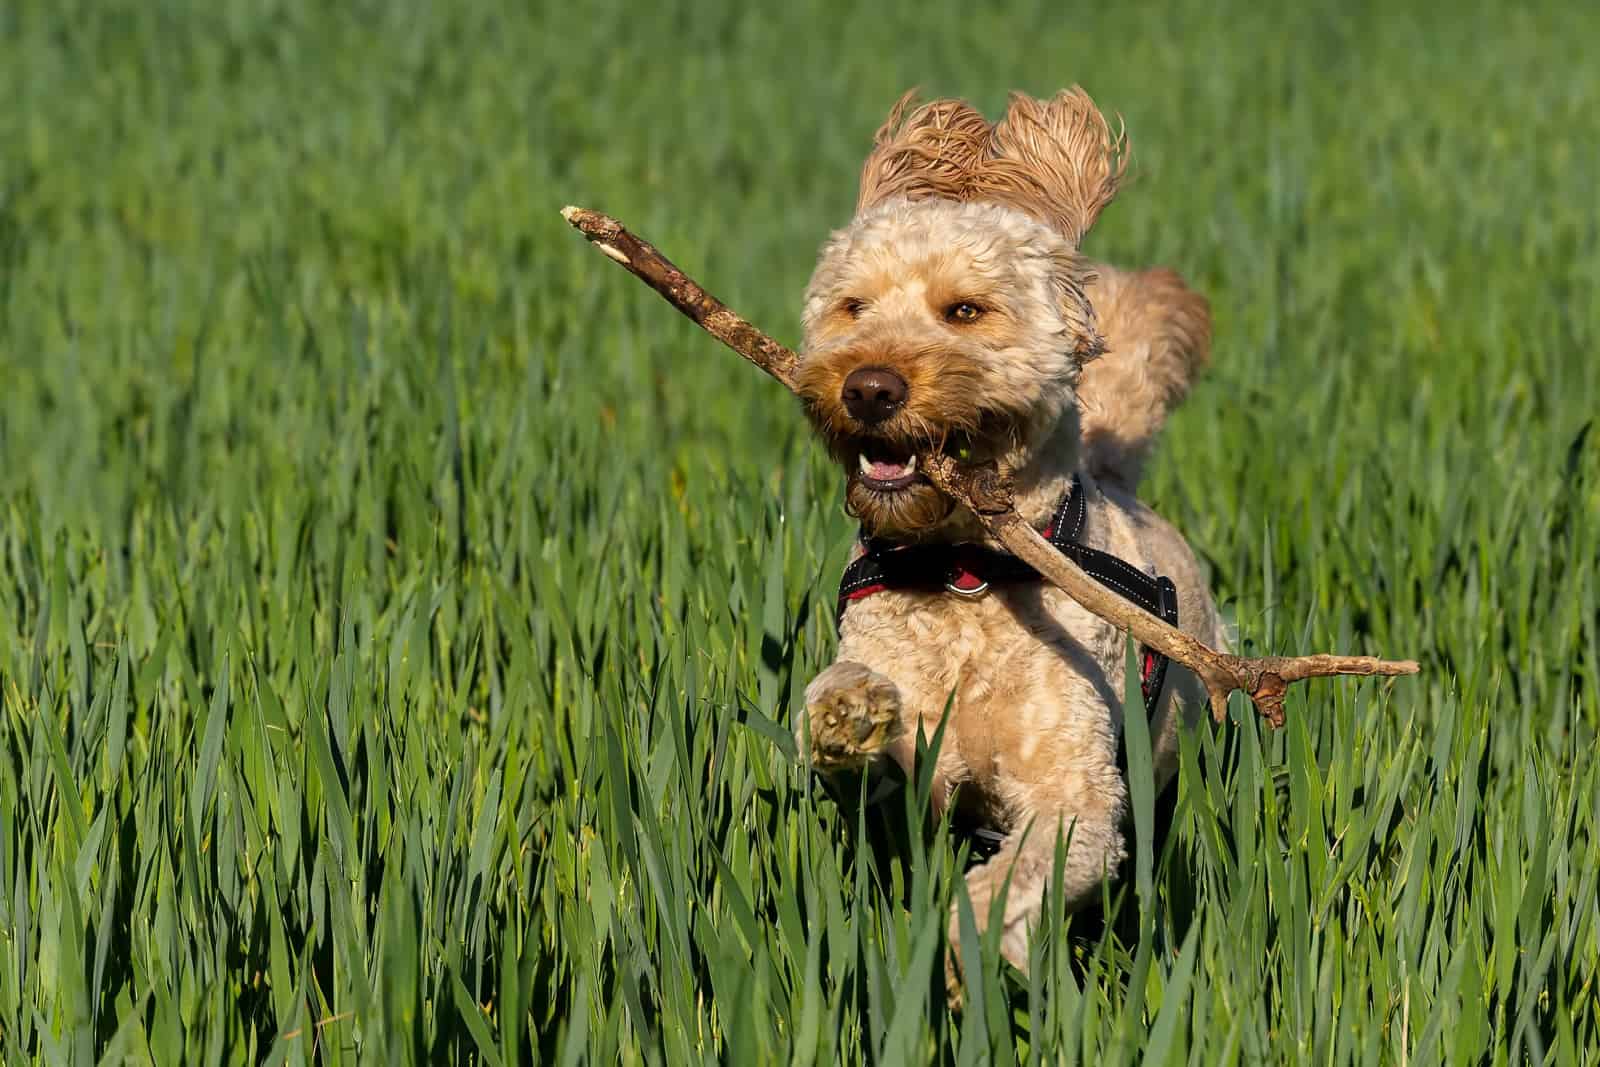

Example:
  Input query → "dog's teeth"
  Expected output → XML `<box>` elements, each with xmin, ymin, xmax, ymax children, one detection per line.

<box><xmin>905</xmin><ymin>454</ymin><xmax>917</xmax><ymax>473</ymax></box>
<box><xmin>858</xmin><ymin>453</ymin><xmax>872</xmax><ymax>474</ymax></box>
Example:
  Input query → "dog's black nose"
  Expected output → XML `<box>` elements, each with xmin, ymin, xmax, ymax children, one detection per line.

<box><xmin>841</xmin><ymin>368</ymin><xmax>908</xmax><ymax>424</ymax></box>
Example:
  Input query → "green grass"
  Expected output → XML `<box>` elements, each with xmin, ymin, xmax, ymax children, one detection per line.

<box><xmin>2</xmin><ymin>0</ymin><xmax>1598</xmax><ymax>1062</ymax></box>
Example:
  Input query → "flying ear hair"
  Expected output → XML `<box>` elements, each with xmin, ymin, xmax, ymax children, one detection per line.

<box><xmin>856</xmin><ymin>87</ymin><xmax>1128</xmax><ymax>247</ymax></box>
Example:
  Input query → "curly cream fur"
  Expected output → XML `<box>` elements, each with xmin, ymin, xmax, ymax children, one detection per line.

<box><xmin>796</xmin><ymin>89</ymin><xmax>1223</xmax><ymax>982</ymax></box>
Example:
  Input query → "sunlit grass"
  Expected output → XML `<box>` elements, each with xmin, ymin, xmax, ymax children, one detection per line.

<box><xmin>1</xmin><ymin>0</ymin><xmax>1597</xmax><ymax>1062</ymax></box>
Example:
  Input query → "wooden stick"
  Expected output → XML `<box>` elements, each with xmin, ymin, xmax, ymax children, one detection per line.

<box><xmin>562</xmin><ymin>206</ymin><xmax>1419</xmax><ymax>727</ymax></box>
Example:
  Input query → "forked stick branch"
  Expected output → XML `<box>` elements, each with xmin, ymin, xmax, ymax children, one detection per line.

<box><xmin>562</xmin><ymin>206</ymin><xmax>1419</xmax><ymax>727</ymax></box>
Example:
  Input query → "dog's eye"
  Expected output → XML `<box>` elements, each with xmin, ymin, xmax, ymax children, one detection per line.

<box><xmin>945</xmin><ymin>302</ymin><xmax>985</xmax><ymax>324</ymax></box>
<box><xmin>840</xmin><ymin>298</ymin><xmax>868</xmax><ymax>319</ymax></box>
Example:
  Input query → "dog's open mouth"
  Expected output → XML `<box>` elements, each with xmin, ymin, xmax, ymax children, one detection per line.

<box><xmin>850</xmin><ymin>431</ymin><xmax>987</xmax><ymax>494</ymax></box>
<box><xmin>855</xmin><ymin>441</ymin><xmax>919</xmax><ymax>492</ymax></box>
<box><xmin>838</xmin><ymin>429</ymin><xmax>995</xmax><ymax>535</ymax></box>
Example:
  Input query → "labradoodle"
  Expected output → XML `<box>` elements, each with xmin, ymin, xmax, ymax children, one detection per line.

<box><xmin>792</xmin><ymin>88</ymin><xmax>1228</xmax><ymax>980</ymax></box>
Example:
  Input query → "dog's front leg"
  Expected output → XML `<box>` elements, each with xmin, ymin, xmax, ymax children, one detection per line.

<box><xmin>948</xmin><ymin>804</ymin><xmax>1127</xmax><ymax>985</ymax></box>
<box><xmin>797</xmin><ymin>660</ymin><xmax>904</xmax><ymax>772</ymax></box>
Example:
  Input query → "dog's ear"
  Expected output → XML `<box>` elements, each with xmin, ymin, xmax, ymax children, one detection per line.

<box><xmin>1051</xmin><ymin>249</ymin><xmax>1107</xmax><ymax>364</ymax></box>
<box><xmin>981</xmin><ymin>88</ymin><xmax>1127</xmax><ymax>246</ymax></box>
<box><xmin>856</xmin><ymin>91</ymin><xmax>994</xmax><ymax>215</ymax></box>
<box><xmin>856</xmin><ymin>88</ymin><xmax>1126</xmax><ymax>247</ymax></box>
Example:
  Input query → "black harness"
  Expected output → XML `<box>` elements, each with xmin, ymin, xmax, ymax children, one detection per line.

<box><xmin>835</xmin><ymin>476</ymin><xmax>1180</xmax><ymax>720</ymax></box>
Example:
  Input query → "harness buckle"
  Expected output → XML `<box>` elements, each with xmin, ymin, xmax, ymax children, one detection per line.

<box><xmin>944</xmin><ymin>566</ymin><xmax>990</xmax><ymax>598</ymax></box>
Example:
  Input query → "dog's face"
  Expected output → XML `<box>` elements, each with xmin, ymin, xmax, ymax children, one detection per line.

<box><xmin>796</xmin><ymin>198</ymin><xmax>1096</xmax><ymax>539</ymax></box>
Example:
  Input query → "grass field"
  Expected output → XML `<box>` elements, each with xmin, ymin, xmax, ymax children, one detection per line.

<box><xmin>3</xmin><ymin>0</ymin><xmax>1598</xmax><ymax>1062</ymax></box>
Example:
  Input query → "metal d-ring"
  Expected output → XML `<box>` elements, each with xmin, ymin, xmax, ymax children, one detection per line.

<box><xmin>945</xmin><ymin>576</ymin><xmax>990</xmax><ymax>598</ymax></box>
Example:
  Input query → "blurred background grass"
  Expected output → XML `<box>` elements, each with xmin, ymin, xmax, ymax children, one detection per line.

<box><xmin>1</xmin><ymin>0</ymin><xmax>1597</xmax><ymax>1062</ymax></box>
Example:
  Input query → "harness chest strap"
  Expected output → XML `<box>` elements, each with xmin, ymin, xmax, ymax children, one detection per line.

<box><xmin>834</xmin><ymin>476</ymin><xmax>1180</xmax><ymax>718</ymax></box>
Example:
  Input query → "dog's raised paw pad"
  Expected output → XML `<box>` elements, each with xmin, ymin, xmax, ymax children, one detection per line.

<box><xmin>802</xmin><ymin>663</ymin><xmax>904</xmax><ymax>767</ymax></box>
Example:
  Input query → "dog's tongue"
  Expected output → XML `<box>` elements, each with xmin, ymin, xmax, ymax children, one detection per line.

<box><xmin>868</xmin><ymin>459</ymin><xmax>912</xmax><ymax>480</ymax></box>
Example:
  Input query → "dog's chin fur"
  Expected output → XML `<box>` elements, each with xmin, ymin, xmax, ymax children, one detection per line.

<box><xmin>844</xmin><ymin>478</ymin><xmax>954</xmax><ymax>538</ymax></box>
<box><xmin>796</xmin><ymin>197</ymin><xmax>1096</xmax><ymax>541</ymax></box>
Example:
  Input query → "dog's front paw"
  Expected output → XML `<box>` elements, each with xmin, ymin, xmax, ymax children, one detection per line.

<box><xmin>799</xmin><ymin>661</ymin><xmax>903</xmax><ymax>771</ymax></box>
